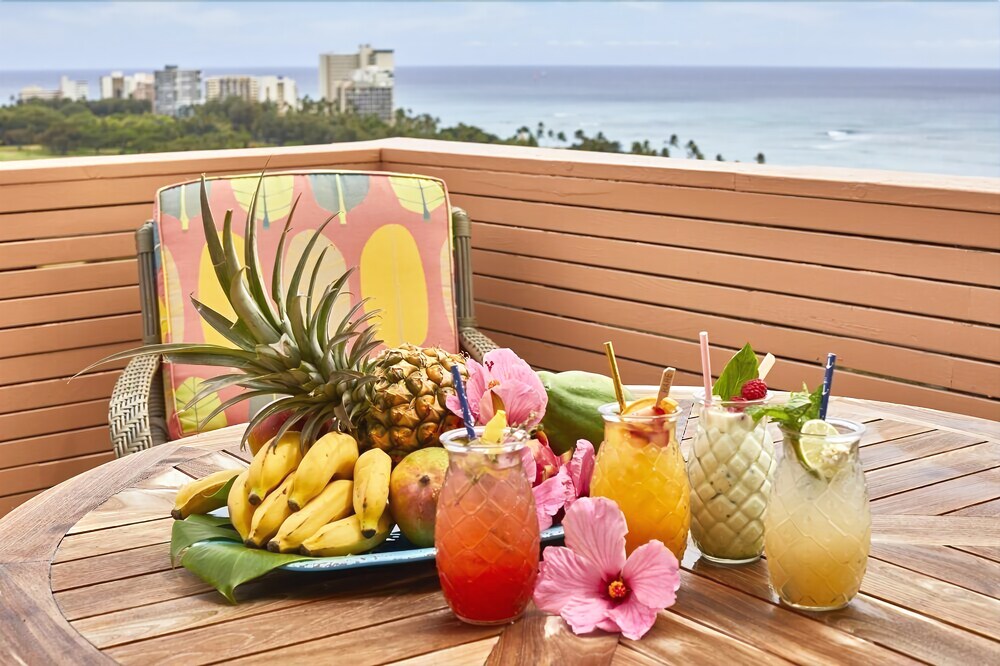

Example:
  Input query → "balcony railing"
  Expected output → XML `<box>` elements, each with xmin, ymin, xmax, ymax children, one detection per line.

<box><xmin>0</xmin><ymin>137</ymin><xmax>997</xmax><ymax>516</ymax></box>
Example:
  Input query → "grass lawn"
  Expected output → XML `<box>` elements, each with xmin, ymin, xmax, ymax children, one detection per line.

<box><xmin>0</xmin><ymin>145</ymin><xmax>57</xmax><ymax>161</ymax></box>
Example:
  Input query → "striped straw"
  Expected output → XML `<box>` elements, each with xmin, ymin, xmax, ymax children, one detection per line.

<box><xmin>819</xmin><ymin>353</ymin><xmax>837</xmax><ymax>419</ymax></box>
<box><xmin>449</xmin><ymin>365</ymin><xmax>477</xmax><ymax>440</ymax></box>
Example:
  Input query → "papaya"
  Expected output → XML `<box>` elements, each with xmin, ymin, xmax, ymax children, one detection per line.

<box><xmin>538</xmin><ymin>371</ymin><xmax>633</xmax><ymax>455</ymax></box>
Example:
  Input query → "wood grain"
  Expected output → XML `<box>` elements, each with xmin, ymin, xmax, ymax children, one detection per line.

<box><xmin>486</xmin><ymin>608</ymin><xmax>618</xmax><ymax>665</ymax></box>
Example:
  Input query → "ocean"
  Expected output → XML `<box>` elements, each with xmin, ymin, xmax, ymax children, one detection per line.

<box><xmin>1</xmin><ymin>66</ymin><xmax>998</xmax><ymax>177</ymax></box>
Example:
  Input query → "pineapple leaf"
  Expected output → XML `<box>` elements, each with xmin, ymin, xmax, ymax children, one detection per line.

<box><xmin>182</xmin><ymin>373</ymin><xmax>250</xmax><ymax>410</ymax></box>
<box><xmin>312</xmin><ymin>271</ymin><xmax>352</xmax><ymax>348</ymax></box>
<box><xmin>200</xmin><ymin>175</ymin><xmax>232</xmax><ymax>291</ymax></box>
<box><xmin>229</xmin><ymin>269</ymin><xmax>281</xmax><ymax>344</ymax></box>
<box><xmin>305</xmin><ymin>246</ymin><xmax>329</xmax><ymax>323</ymax></box>
<box><xmin>190</xmin><ymin>296</ymin><xmax>255</xmax><ymax>351</ymax></box>
<box><xmin>75</xmin><ymin>343</ymin><xmax>261</xmax><ymax>377</ymax></box>
<box><xmin>284</xmin><ymin>213</ymin><xmax>336</xmax><ymax>316</ymax></box>
<box><xmin>271</xmin><ymin>205</ymin><xmax>296</xmax><ymax>324</ymax></box>
<box><xmin>287</xmin><ymin>294</ymin><xmax>318</xmax><ymax>365</ymax></box>
<box><xmin>193</xmin><ymin>389</ymin><xmax>276</xmax><ymax>432</ymax></box>
<box><xmin>244</xmin><ymin>173</ymin><xmax>282</xmax><ymax>333</ymax></box>
<box><xmin>222</xmin><ymin>210</ymin><xmax>243</xmax><ymax>281</ymax></box>
<box><xmin>162</xmin><ymin>351</ymin><xmax>265</xmax><ymax>371</ymax></box>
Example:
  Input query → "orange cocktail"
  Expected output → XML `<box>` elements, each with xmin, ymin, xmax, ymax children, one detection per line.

<box><xmin>590</xmin><ymin>400</ymin><xmax>690</xmax><ymax>559</ymax></box>
<box><xmin>435</xmin><ymin>427</ymin><xmax>540</xmax><ymax>625</ymax></box>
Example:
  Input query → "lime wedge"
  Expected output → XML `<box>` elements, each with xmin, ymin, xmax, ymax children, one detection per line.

<box><xmin>482</xmin><ymin>410</ymin><xmax>507</xmax><ymax>444</ymax></box>
<box><xmin>791</xmin><ymin>419</ymin><xmax>839</xmax><ymax>476</ymax></box>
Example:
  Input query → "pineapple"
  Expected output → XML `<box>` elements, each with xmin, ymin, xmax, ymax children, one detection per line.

<box><xmin>89</xmin><ymin>174</ymin><xmax>466</xmax><ymax>456</ymax></box>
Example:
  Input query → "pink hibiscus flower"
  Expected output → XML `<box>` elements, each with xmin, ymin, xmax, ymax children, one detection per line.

<box><xmin>531</xmin><ymin>438</ymin><xmax>595</xmax><ymax>530</ymax></box>
<box><xmin>446</xmin><ymin>348</ymin><xmax>547</xmax><ymax>428</ymax></box>
<box><xmin>534</xmin><ymin>497</ymin><xmax>680</xmax><ymax>640</ymax></box>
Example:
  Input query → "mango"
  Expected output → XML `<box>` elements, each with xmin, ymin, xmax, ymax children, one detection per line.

<box><xmin>388</xmin><ymin>447</ymin><xmax>449</xmax><ymax>547</ymax></box>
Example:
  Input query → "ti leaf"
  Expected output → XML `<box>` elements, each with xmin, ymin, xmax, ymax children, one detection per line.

<box><xmin>170</xmin><ymin>514</ymin><xmax>241</xmax><ymax>566</ymax></box>
<box><xmin>180</xmin><ymin>541</ymin><xmax>310</xmax><ymax>604</ymax></box>
<box><xmin>712</xmin><ymin>343</ymin><xmax>760</xmax><ymax>401</ymax></box>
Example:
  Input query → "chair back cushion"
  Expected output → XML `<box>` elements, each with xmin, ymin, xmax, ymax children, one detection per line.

<box><xmin>154</xmin><ymin>171</ymin><xmax>457</xmax><ymax>440</ymax></box>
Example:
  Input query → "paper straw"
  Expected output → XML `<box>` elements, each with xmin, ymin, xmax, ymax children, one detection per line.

<box><xmin>819</xmin><ymin>353</ymin><xmax>837</xmax><ymax>419</ymax></box>
<box><xmin>657</xmin><ymin>367</ymin><xmax>676</xmax><ymax>403</ymax></box>
<box><xmin>449</xmin><ymin>365</ymin><xmax>477</xmax><ymax>440</ymax></box>
<box><xmin>699</xmin><ymin>331</ymin><xmax>713</xmax><ymax>405</ymax></box>
<box><xmin>603</xmin><ymin>341</ymin><xmax>627</xmax><ymax>412</ymax></box>
<box><xmin>758</xmin><ymin>353</ymin><xmax>776</xmax><ymax>380</ymax></box>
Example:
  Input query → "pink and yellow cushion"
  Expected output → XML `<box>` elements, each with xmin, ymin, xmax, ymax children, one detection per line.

<box><xmin>154</xmin><ymin>171</ymin><xmax>458</xmax><ymax>440</ymax></box>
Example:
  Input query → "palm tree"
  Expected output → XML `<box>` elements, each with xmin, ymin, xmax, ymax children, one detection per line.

<box><xmin>755</xmin><ymin>152</ymin><xmax>766</xmax><ymax>164</ymax></box>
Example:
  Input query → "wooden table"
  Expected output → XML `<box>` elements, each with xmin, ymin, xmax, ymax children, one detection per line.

<box><xmin>1</xmin><ymin>392</ymin><xmax>998</xmax><ymax>665</ymax></box>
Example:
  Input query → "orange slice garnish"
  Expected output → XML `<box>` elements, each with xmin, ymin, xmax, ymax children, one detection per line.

<box><xmin>622</xmin><ymin>397</ymin><xmax>679</xmax><ymax>415</ymax></box>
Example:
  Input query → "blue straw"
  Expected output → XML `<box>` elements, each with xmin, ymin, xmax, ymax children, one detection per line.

<box><xmin>819</xmin><ymin>353</ymin><xmax>837</xmax><ymax>419</ymax></box>
<box><xmin>450</xmin><ymin>365</ymin><xmax>477</xmax><ymax>440</ymax></box>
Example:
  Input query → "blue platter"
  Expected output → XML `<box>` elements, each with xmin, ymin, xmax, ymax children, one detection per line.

<box><xmin>280</xmin><ymin>525</ymin><xmax>565</xmax><ymax>572</ymax></box>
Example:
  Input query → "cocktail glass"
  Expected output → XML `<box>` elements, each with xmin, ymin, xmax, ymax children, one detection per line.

<box><xmin>590</xmin><ymin>401</ymin><xmax>690</xmax><ymax>559</ymax></box>
<box><xmin>435</xmin><ymin>426</ymin><xmax>540</xmax><ymax>625</ymax></box>
<box><xmin>688</xmin><ymin>390</ymin><xmax>776</xmax><ymax>564</ymax></box>
<box><xmin>764</xmin><ymin>418</ymin><xmax>870</xmax><ymax>611</ymax></box>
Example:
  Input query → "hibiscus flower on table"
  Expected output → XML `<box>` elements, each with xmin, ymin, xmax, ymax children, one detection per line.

<box><xmin>445</xmin><ymin>348</ymin><xmax>595</xmax><ymax>529</ymax></box>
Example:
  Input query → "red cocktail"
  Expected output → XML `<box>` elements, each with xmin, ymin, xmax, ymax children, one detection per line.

<box><xmin>435</xmin><ymin>427</ymin><xmax>540</xmax><ymax>625</ymax></box>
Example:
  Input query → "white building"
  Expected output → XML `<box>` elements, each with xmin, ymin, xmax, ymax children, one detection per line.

<box><xmin>318</xmin><ymin>44</ymin><xmax>394</xmax><ymax>122</ymax></box>
<box><xmin>205</xmin><ymin>75</ymin><xmax>260</xmax><ymax>103</ymax></box>
<box><xmin>100</xmin><ymin>71</ymin><xmax>154</xmax><ymax>102</ymax></box>
<box><xmin>59</xmin><ymin>76</ymin><xmax>89</xmax><ymax>101</ymax></box>
<box><xmin>19</xmin><ymin>85</ymin><xmax>61</xmax><ymax>102</ymax></box>
<box><xmin>153</xmin><ymin>65</ymin><xmax>202</xmax><ymax>116</ymax></box>
<box><xmin>259</xmin><ymin>75</ymin><xmax>298</xmax><ymax>113</ymax></box>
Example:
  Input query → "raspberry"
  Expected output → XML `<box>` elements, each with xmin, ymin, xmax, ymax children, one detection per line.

<box><xmin>727</xmin><ymin>396</ymin><xmax>748</xmax><ymax>413</ymax></box>
<box><xmin>740</xmin><ymin>379</ymin><xmax>768</xmax><ymax>401</ymax></box>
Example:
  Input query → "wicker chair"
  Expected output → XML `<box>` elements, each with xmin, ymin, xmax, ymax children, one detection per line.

<box><xmin>108</xmin><ymin>200</ymin><xmax>497</xmax><ymax>458</ymax></box>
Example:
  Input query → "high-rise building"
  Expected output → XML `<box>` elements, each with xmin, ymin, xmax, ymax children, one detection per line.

<box><xmin>59</xmin><ymin>76</ymin><xmax>89</xmax><ymax>101</ymax></box>
<box><xmin>318</xmin><ymin>44</ymin><xmax>394</xmax><ymax>122</ymax></box>
<box><xmin>259</xmin><ymin>75</ymin><xmax>299</xmax><ymax>114</ymax></box>
<box><xmin>205</xmin><ymin>75</ymin><xmax>260</xmax><ymax>103</ymax></box>
<box><xmin>153</xmin><ymin>65</ymin><xmax>202</xmax><ymax>116</ymax></box>
<box><xmin>100</xmin><ymin>71</ymin><xmax>154</xmax><ymax>102</ymax></box>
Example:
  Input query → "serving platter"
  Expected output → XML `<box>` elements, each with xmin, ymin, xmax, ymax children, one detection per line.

<box><xmin>280</xmin><ymin>525</ymin><xmax>565</xmax><ymax>572</ymax></box>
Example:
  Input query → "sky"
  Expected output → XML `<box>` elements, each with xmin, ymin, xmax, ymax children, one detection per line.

<box><xmin>1</xmin><ymin>1</ymin><xmax>998</xmax><ymax>70</ymax></box>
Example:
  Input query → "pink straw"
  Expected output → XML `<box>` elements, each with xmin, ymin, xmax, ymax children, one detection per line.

<box><xmin>699</xmin><ymin>331</ymin><xmax>713</xmax><ymax>405</ymax></box>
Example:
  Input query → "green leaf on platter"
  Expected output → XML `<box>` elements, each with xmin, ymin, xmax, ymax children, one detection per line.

<box><xmin>180</xmin><ymin>540</ymin><xmax>310</xmax><ymax>604</ymax></box>
<box><xmin>712</xmin><ymin>343</ymin><xmax>760</xmax><ymax>402</ymax></box>
<box><xmin>170</xmin><ymin>513</ymin><xmax>241</xmax><ymax>566</ymax></box>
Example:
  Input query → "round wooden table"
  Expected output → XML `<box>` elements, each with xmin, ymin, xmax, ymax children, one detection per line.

<box><xmin>1</xmin><ymin>392</ymin><xmax>998</xmax><ymax>665</ymax></box>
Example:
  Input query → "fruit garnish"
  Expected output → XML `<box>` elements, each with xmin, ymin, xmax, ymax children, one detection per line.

<box><xmin>747</xmin><ymin>384</ymin><xmax>823</xmax><ymax>431</ymax></box>
<box><xmin>712</xmin><ymin>343</ymin><xmax>761</xmax><ymax>402</ymax></box>
<box><xmin>482</xmin><ymin>410</ymin><xmax>507</xmax><ymax>444</ymax></box>
<box><xmin>793</xmin><ymin>419</ymin><xmax>839</xmax><ymax>472</ymax></box>
<box><xmin>740</xmin><ymin>379</ymin><xmax>768</xmax><ymax>401</ymax></box>
<box><xmin>622</xmin><ymin>397</ymin><xmax>678</xmax><ymax>415</ymax></box>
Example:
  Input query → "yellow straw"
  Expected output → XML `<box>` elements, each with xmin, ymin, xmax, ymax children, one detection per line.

<box><xmin>604</xmin><ymin>341</ymin><xmax>627</xmax><ymax>412</ymax></box>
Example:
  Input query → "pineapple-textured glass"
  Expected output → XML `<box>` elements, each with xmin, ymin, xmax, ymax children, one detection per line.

<box><xmin>435</xmin><ymin>427</ymin><xmax>540</xmax><ymax>625</ymax></box>
<box><xmin>590</xmin><ymin>403</ymin><xmax>690</xmax><ymax>559</ymax></box>
<box><xmin>764</xmin><ymin>419</ymin><xmax>870</xmax><ymax>611</ymax></box>
<box><xmin>688</xmin><ymin>391</ymin><xmax>776</xmax><ymax>564</ymax></box>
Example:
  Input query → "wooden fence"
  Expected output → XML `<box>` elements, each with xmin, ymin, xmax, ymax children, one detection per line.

<box><xmin>0</xmin><ymin>138</ymin><xmax>997</xmax><ymax>516</ymax></box>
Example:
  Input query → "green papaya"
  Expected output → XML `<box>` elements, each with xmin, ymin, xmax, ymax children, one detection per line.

<box><xmin>538</xmin><ymin>370</ymin><xmax>633</xmax><ymax>455</ymax></box>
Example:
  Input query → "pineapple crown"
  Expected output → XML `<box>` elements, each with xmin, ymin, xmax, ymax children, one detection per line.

<box><xmin>82</xmin><ymin>173</ymin><xmax>383</xmax><ymax>449</ymax></box>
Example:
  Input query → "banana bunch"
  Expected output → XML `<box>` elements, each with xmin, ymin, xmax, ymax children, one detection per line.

<box><xmin>218</xmin><ymin>431</ymin><xmax>396</xmax><ymax>556</ymax></box>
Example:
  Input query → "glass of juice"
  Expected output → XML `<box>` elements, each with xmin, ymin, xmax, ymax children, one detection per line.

<box><xmin>764</xmin><ymin>418</ymin><xmax>870</xmax><ymax>610</ymax></box>
<box><xmin>688</xmin><ymin>390</ymin><xmax>776</xmax><ymax>564</ymax></box>
<box><xmin>435</xmin><ymin>426</ymin><xmax>540</xmax><ymax>625</ymax></box>
<box><xmin>590</xmin><ymin>400</ymin><xmax>690</xmax><ymax>559</ymax></box>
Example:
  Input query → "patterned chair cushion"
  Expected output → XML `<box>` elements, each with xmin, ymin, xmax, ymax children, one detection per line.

<box><xmin>154</xmin><ymin>171</ymin><xmax>458</xmax><ymax>440</ymax></box>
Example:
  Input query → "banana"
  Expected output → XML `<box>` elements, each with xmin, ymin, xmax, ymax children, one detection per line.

<box><xmin>287</xmin><ymin>432</ymin><xmax>358</xmax><ymax>511</ymax></box>
<box><xmin>299</xmin><ymin>511</ymin><xmax>394</xmax><ymax>557</ymax></box>
<box><xmin>171</xmin><ymin>468</ymin><xmax>240</xmax><ymax>519</ymax></box>
<box><xmin>246</xmin><ymin>473</ymin><xmax>296</xmax><ymax>548</ymax></box>
<box><xmin>352</xmin><ymin>448</ymin><xmax>392</xmax><ymax>538</ymax></box>
<box><xmin>267</xmin><ymin>479</ymin><xmax>354</xmax><ymax>553</ymax></box>
<box><xmin>227</xmin><ymin>470</ymin><xmax>254</xmax><ymax>541</ymax></box>
<box><xmin>247</xmin><ymin>431</ymin><xmax>302</xmax><ymax>505</ymax></box>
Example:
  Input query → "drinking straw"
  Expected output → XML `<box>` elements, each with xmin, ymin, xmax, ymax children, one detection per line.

<box><xmin>699</xmin><ymin>331</ymin><xmax>713</xmax><ymax>405</ymax></box>
<box><xmin>819</xmin><ymin>353</ymin><xmax>837</xmax><ymax>420</ymax></box>
<box><xmin>603</xmin><ymin>341</ymin><xmax>627</xmax><ymax>412</ymax></box>
<box><xmin>657</xmin><ymin>367</ymin><xmax>676</xmax><ymax>403</ymax></box>
<box><xmin>449</xmin><ymin>365</ymin><xmax>477</xmax><ymax>440</ymax></box>
<box><xmin>758</xmin><ymin>353</ymin><xmax>776</xmax><ymax>380</ymax></box>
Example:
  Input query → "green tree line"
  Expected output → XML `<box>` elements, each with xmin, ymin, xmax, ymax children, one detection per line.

<box><xmin>0</xmin><ymin>97</ymin><xmax>764</xmax><ymax>163</ymax></box>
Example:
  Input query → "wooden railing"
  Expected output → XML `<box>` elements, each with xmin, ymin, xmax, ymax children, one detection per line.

<box><xmin>1</xmin><ymin>138</ymin><xmax>997</xmax><ymax>516</ymax></box>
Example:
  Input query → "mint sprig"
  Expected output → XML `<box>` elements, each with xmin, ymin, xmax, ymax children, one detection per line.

<box><xmin>712</xmin><ymin>343</ymin><xmax>760</xmax><ymax>401</ymax></box>
<box><xmin>747</xmin><ymin>384</ymin><xmax>823</xmax><ymax>430</ymax></box>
